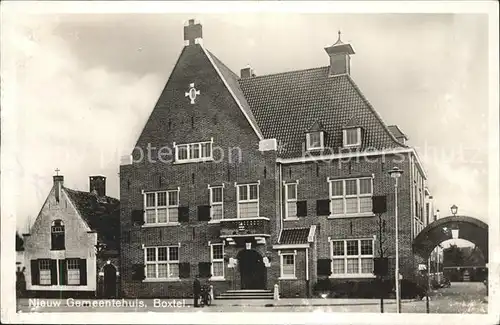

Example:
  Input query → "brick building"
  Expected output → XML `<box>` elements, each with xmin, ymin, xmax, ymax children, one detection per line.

<box><xmin>119</xmin><ymin>20</ymin><xmax>433</xmax><ymax>298</ymax></box>
<box><xmin>22</xmin><ymin>174</ymin><xmax>120</xmax><ymax>298</ymax></box>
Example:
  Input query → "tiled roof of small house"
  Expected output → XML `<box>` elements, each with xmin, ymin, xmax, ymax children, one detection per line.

<box><xmin>64</xmin><ymin>188</ymin><xmax>120</xmax><ymax>250</ymax></box>
<box><xmin>279</xmin><ymin>227</ymin><xmax>311</xmax><ymax>244</ymax></box>
<box><xmin>238</xmin><ymin>69</ymin><xmax>407</xmax><ymax>158</ymax></box>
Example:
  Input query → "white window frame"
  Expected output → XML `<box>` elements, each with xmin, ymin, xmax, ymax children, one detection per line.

<box><xmin>210</xmin><ymin>243</ymin><xmax>225</xmax><ymax>280</ymax></box>
<box><xmin>174</xmin><ymin>139</ymin><xmax>213</xmax><ymax>163</ymax></box>
<box><xmin>279</xmin><ymin>250</ymin><xmax>297</xmax><ymax>279</ymax></box>
<box><xmin>236</xmin><ymin>182</ymin><xmax>260</xmax><ymax>219</ymax></box>
<box><xmin>39</xmin><ymin>259</ymin><xmax>52</xmax><ymax>285</ymax></box>
<box><xmin>67</xmin><ymin>258</ymin><xmax>80</xmax><ymax>285</ymax></box>
<box><xmin>343</xmin><ymin>128</ymin><xmax>361</xmax><ymax>147</ymax></box>
<box><xmin>329</xmin><ymin>238</ymin><xmax>375</xmax><ymax>278</ymax></box>
<box><xmin>209</xmin><ymin>185</ymin><xmax>224</xmax><ymax>221</ymax></box>
<box><xmin>284</xmin><ymin>181</ymin><xmax>298</xmax><ymax>220</ymax></box>
<box><xmin>306</xmin><ymin>131</ymin><xmax>324</xmax><ymax>151</ymax></box>
<box><xmin>328</xmin><ymin>177</ymin><xmax>373</xmax><ymax>218</ymax></box>
<box><xmin>143</xmin><ymin>189</ymin><xmax>180</xmax><ymax>225</ymax></box>
<box><xmin>143</xmin><ymin>245</ymin><xmax>180</xmax><ymax>281</ymax></box>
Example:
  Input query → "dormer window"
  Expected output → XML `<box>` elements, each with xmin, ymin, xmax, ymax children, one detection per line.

<box><xmin>306</xmin><ymin>131</ymin><xmax>324</xmax><ymax>151</ymax></box>
<box><xmin>343</xmin><ymin>127</ymin><xmax>361</xmax><ymax>147</ymax></box>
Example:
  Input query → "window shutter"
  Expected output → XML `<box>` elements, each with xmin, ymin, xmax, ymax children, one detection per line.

<box><xmin>178</xmin><ymin>206</ymin><xmax>190</xmax><ymax>223</ymax></box>
<box><xmin>79</xmin><ymin>259</ymin><xmax>87</xmax><ymax>285</ymax></box>
<box><xmin>317</xmin><ymin>258</ymin><xmax>332</xmax><ymax>276</ymax></box>
<box><xmin>59</xmin><ymin>259</ymin><xmax>67</xmax><ymax>285</ymax></box>
<box><xmin>132</xmin><ymin>264</ymin><xmax>145</xmax><ymax>281</ymax></box>
<box><xmin>316</xmin><ymin>200</ymin><xmax>330</xmax><ymax>216</ymax></box>
<box><xmin>131</xmin><ymin>209</ymin><xmax>145</xmax><ymax>225</ymax></box>
<box><xmin>50</xmin><ymin>259</ymin><xmax>58</xmax><ymax>285</ymax></box>
<box><xmin>179</xmin><ymin>262</ymin><xmax>191</xmax><ymax>278</ymax></box>
<box><xmin>198</xmin><ymin>262</ymin><xmax>212</xmax><ymax>278</ymax></box>
<box><xmin>197</xmin><ymin>205</ymin><xmax>211</xmax><ymax>221</ymax></box>
<box><xmin>372</xmin><ymin>196</ymin><xmax>387</xmax><ymax>214</ymax></box>
<box><xmin>31</xmin><ymin>260</ymin><xmax>40</xmax><ymax>285</ymax></box>
<box><xmin>296</xmin><ymin>201</ymin><xmax>308</xmax><ymax>217</ymax></box>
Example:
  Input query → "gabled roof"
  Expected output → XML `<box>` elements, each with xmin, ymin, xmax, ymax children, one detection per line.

<box><xmin>64</xmin><ymin>188</ymin><xmax>120</xmax><ymax>250</ymax></box>
<box><xmin>307</xmin><ymin>120</ymin><xmax>325</xmax><ymax>132</ymax></box>
<box><xmin>203</xmin><ymin>48</ymin><xmax>264</xmax><ymax>140</ymax></box>
<box><xmin>279</xmin><ymin>227</ymin><xmax>311</xmax><ymax>244</ymax></box>
<box><xmin>239</xmin><ymin>69</ymin><xmax>407</xmax><ymax>158</ymax></box>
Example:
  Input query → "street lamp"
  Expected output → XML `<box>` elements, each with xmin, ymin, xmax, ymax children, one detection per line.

<box><xmin>450</xmin><ymin>204</ymin><xmax>458</xmax><ymax>216</ymax></box>
<box><xmin>94</xmin><ymin>242</ymin><xmax>107</xmax><ymax>297</ymax></box>
<box><xmin>388</xmin><ymin>166</ymin><xmax>403</xmax><ymax>313</ymax></box>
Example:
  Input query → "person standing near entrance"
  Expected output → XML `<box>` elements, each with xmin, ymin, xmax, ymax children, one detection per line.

<box><xmin>193</xmin><ymin>275</ymin><xmax>201</xmax><ymax>307</ymax></box>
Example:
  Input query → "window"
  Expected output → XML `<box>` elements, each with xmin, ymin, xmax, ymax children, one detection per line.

<box><xmin>329</xmin><ymin>177</ymin><xmax>373</xmax><ymax>217</ymax></box>
<box><xmin>210</xmin><ymin>244</ymin><xmax>224</xmax><ymax>278</ymax></box>
<box><xmin>306</xmin><ymin>131</ymin><xmax>324</xmax><ymax>150</ymax></box>
<box><xmin>210</xmin><ymin>186</ymin><xmax>224</xmax><ymax>221</ymax></box>
<box><xmin>330</xmin><ymin>239</ymin><xmax>374</xmax><ymax>277</ymax></box>
<box><xmin>51</xmin><ymin>220</ymin><xmax>65</xmax><ymax>250</ymax></box>
<box><xmin>285</xmin><ymin>183</ymin><xmax>297</xmax><ymax>219</ymax></box>
<box><xmin>343</xmin><ymin>128</ymin><xmax>361</xmax><ymax>147</ymax></box>
<box><xmin>67</xmin><ymin>259</ymin><xmax>80</xmax><ymax>285</ymax></box>
<box><xmin>280</xmin><ymin>253</ymin><xmax>296</xmax><ymax>278</ymax></box>
<box><xmin>237</xmin><ymin>183</ymin><xmax>259</xmax><ymax>218</ymax></box>
<box><xmin>39</xmin><ymin>259</ymin><xmax>51</xmax><ymax>285</ymax></box>
<box><xmin>144</xmin><ymin>246</ymin><xmax>179</xmax><ymax>279</ymax></box>
<box><xmin>175</xmin><ymin>140</ymin><xmax>212</xmax><ymax>163</ymax></box>
<box><xmin>144</xmin><ymin>190</ymin><xmax>179</xmax><ymax>224</ymax></box>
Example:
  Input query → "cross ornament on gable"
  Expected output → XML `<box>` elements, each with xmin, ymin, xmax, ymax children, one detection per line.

<box><xmin>185</xmin><ymin>83</ymin><xmax>200</xmax><ymax>104</ymax></box>
<box><xmin>55</xmin><ymin>168</ymin><xmax>60</xmax><ymax>176</ymax></box>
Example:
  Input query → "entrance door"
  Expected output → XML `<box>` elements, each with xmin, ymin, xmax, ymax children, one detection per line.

<box><xmin>237</xmin><ymin>249</ymin><xmax>267</xmax><ymax>290</ymax></box>
<box><xmin>103</xmin><ymin>264</ymin><xmax>117</xmax><ymax>298</ymax></box>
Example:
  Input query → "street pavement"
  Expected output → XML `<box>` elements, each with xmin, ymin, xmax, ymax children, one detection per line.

<box><xmin>17</xmin><ymin>282</ymin><xmax>487</xmax><ymax>314</ymax></box>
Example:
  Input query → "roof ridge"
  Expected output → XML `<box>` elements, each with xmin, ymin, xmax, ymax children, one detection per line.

<box><xmin>345</xmin><ymin>75</ymin><xmax>409</xmax><ymax>148</ymax></box>
<box><xmin>64</xmin><ymin>186</ymin><xmax>119</xmax><ymax>201</ymax></box>
<box><xmin>240</xmin><ymin>66</ymin><xmax>328</xmax><ymax>81</ymax></box>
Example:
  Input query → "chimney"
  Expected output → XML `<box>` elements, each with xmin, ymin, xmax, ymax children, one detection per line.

<box><xmin>89</xmin><ymin>176</ymin><xmax>106</xmax><ymax>197</ymax></box>
<box><xmin>240</xmin><ymin>65</ymin><xmax>256</xmax><ymax>79</ymax></box>
<box><xmin>184</xmin><ymin>19</ymin><xmax>203</xmax><ymax>46</ymax></box>
<box><xmin>324</xmin><ymin>31</ymin><xmax>355</xmax><ymax>77</ymax></box>
<box><xmin>53</xmin><ymin>175</ymin><xmax>64</xmax><ymax>203</ymax></box>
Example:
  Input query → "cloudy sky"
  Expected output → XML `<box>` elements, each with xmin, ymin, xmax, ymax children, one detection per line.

<box><xmin>2</xmin><ymin>9</ymin><xmax>491</xmax><ymax>240</ymax></box>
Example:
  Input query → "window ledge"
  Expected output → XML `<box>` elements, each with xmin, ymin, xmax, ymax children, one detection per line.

<box><xmin>173</xmin><ymin>158</ymin><xmax>214</xmax><ymax>165</ymax></box>
<box><xmin>327</xmin><ymin>213</ymin><xmax>374</xmax><ymax>219</ymax></box>
<box><xmin>306</xmin><ymin>147</ymin><xmax>324</xmax><ymax>152</ymax></box>
<box><xmin>329</xmin><ymin>274</ymin><xmax>376</xmax><ymax>279</ymax></box>
<box><xmin>209</xmin><ymin>277</ymin><xmax>226</xmax><ymax>281</ymax></box>
<box><xmin>279</xmin><ymin>276</ymin><xmax>298</xmax><ymax>280</ymax></box>
<box><xmin>142</xmin><ymin>223</ymin><xmax>180</xmax><ymax>228</ymax></box>
<box><xmin>208</xmin><ymin>220</ymin><xmax>222</xmax><ymax>224</ymax></box>
<box><xmin>284</xmin><ymin>217</ymin><xmax>299</xmax><ymax>221</ymax></box>
<box><xmin>143</xmin><ymin>278</ymin><xmax>181</xmax><ymax>283</ymax></box>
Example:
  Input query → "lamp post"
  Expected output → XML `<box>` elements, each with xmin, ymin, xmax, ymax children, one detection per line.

<box><xmin>388</xmin><ymin>166</ymin><xmax>403</xmax><ymax>313</ymax></box>
<box><xmin>95</xmin><ymin>242</ymin><xmax>107</xmax><ymax>297</ymax></box>
<box><xmin>450</xmin><ymin>204</ymin><xmax>458</xmax><ymax>216</ymax></box>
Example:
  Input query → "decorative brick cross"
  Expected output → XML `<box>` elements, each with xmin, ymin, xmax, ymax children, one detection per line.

<box><xmin>185</xmin><ymin>83</ymin><xmax>200</xmax><ymax>104</ymax></box>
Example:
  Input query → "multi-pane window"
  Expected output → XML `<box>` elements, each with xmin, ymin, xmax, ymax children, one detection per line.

<box><xmin>51</xmin><ymin>220</ymin><xmax>65</xmax><ymax>250</ymax></box>
<box><xmin>175</xmin><ymin>141</ymin><xmax>212</xmax><ymax>162</ymax></box>
<box><xmin>343</xmin><ymin>128</ymin><xmax>361</xmax><ymax>147</ymax></box>
<box><xmin>39</xmin><ymin>259</ymin><xmax>51</xmax><ymax>285</ymax></box>
<box><xmin>285</xmin><ymin>183</ymin><xmax>297</xmax><ymax>219</ymax></box>
<box><xmin>280</xmin><ymin>253</ymin><xmax>296</xmax><ymax>278</ymax></box>
<box><xmin>67</xmin><ymin>259</ymin><xmax>80</xmax><ymax>285</ymax></box>
<box><xmin>413</xmin><ymin>217</ymin><xmax>424</xmax><ymax>239</ymax></box>
<box><xmin>144</xmin><ymin>190</ymin><xmax>179</xmax><ymax>224</ymax></box>
<box><xmin>306</xmin><ymin>131</ymin><xmax>324</xmax><ymax>150</ymax></box>
<box><xmin>329</xmin><ymin>178</ymin><xmax>373</xmax><ymax>216</ymax></box>
<box><xmin>210</xmin><ymin>244</ymin><xmax>224</xmax><ymax>278</ymax></box>
<box><xmin>145</xmin><ymin>246</ymin><xmax>179</xmax><ymax>279</ymax></box>
<box><xmin>237</xmin><ymin>183</ymin><xmax>259</xmax><ymax>218</ymax></box>
<box><xmin>330</xmin><ymin>239</ymin><xmax>374</xmax><ymax>276</ymax></box>
<box><xmin>210</xmin><ymin>186</ymin><xmax>224</xmax><ymax>221</ymax></box>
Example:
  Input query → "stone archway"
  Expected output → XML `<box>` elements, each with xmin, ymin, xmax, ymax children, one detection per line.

<box><xmin>412</xmin><ymin>215</ymin><xmax>488</xmax><ymax>262</ymax></box>
<box><xmin>237</xmin><ymin>249</ymin><xmax>267</xmax><ymax>290</ymax></box>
